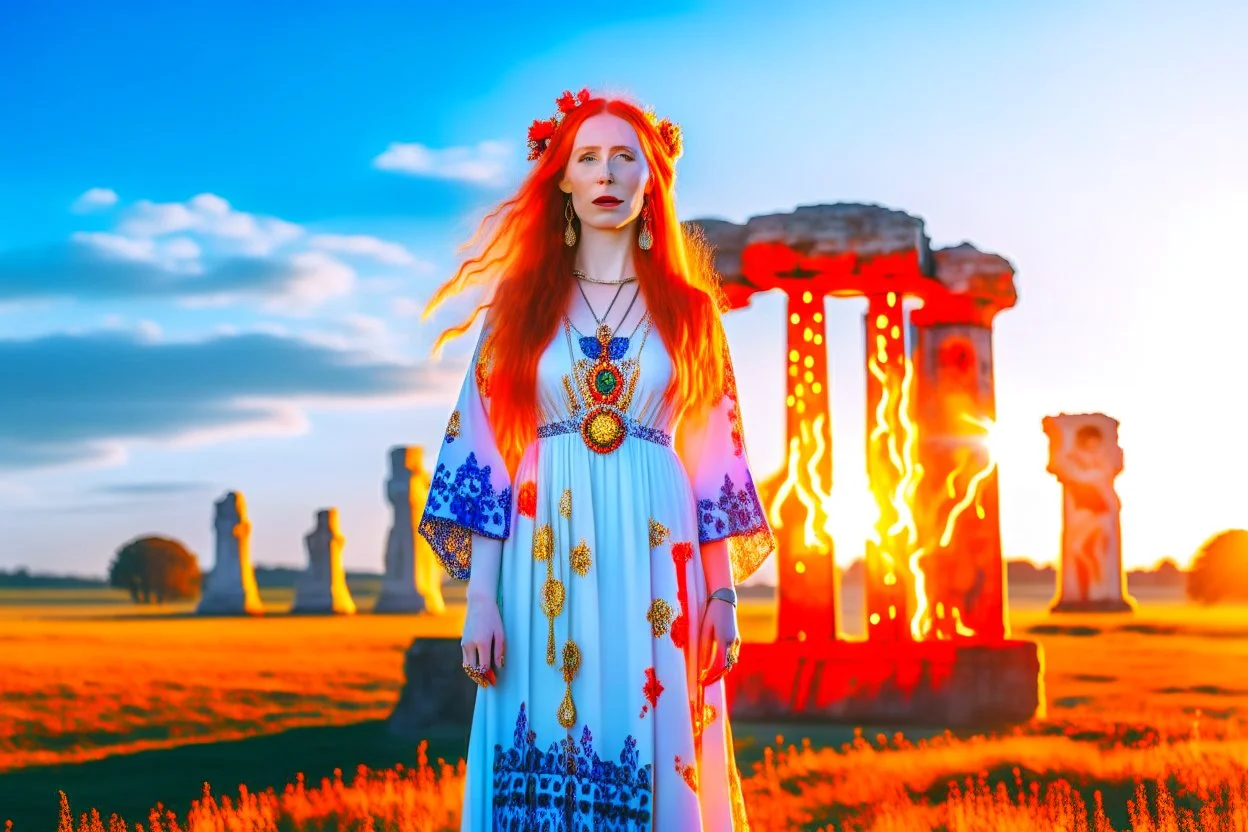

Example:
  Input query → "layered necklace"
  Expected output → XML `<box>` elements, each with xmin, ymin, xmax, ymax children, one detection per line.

<box><xmin>565</xmin><ymin>273</ymin><xmax>649</xmax><ymax>454</ymax></box>
<box><xmin>572</xmin><ymin>268</ymin><xmax>636</xmax><ymax>286</ymax></box>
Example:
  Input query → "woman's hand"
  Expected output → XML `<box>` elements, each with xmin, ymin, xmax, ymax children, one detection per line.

<box><xmin>699</xmin><ymin>594</ymin><xmax>741</xmax><ymax>687</ymax></box>
<box><xmin>461</xmin><ymin>595</ymin><xmax>504</xmax><ymax>688</ymax></box>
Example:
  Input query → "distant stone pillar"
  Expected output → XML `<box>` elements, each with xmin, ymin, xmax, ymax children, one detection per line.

<box><xmin>1043</xmin><ymin>413</ymin><xmax>1134</xmax><ymax>613</ymax></box>
<box><xmin>375</xmin><ymin>446</ymin><xmax>447</xmax><ymax>614</ymax></box>
<box><xmin>196</xmin><ymin>491</ymin><xmax>264</xmax><ymax>615</ymax></box>
<box><xmin>292</xmin><ymin>508</ymin><xmax>356</xmax><ymax>615</ymax></box>
<box><xmin>911</xmin><ymin>323</ymin><xmax>1005</xmax><ymax>641</ymax></box>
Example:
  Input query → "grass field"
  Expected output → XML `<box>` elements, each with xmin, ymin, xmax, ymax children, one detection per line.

<box><xmin>1</xmin><ymin>583</ymin><xmax>1246</xmax><ymax>830</ymax></box>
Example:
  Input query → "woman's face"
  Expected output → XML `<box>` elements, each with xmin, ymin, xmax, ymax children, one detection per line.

<box><xmin>560</xmin><ymin>113</ymin><xmax>651</xmax><ymax>233</ymax></box>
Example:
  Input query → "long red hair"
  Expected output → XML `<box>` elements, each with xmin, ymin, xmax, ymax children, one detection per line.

<box><xmin>422</xmin><ymin>93</ymin><xmax>726</xmax><ymax>476</ymax></box>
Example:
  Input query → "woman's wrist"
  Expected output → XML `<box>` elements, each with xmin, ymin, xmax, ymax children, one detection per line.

<box><xmin>708</xmin><ymin>586</ymin><xmax>737</xmax><ymax>608</ymax></box>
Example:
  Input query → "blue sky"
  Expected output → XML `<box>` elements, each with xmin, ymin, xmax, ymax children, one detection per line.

<box><xmin>2</xmin><ymin>0</ymin><xmax>1245</xmax><ymax>579</ymax></box>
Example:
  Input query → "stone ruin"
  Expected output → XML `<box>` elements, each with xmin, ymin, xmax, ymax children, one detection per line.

<box><xmin>374</xmin><ymin>445</ymin><xmax>447</xmax><ymax>615</ymax></box>
<box><xmin>690</xmin><ymin>203</ymin><xmax>1041</xmax><ymax>726</ymax></box>
<box><xmin>196</xmin><ymin>490</ymin><xmax>264</xmax><ymax>615</ymax></box>
<box><xmin>1044</xmin><ymin>413</ymin><xmax>1135</xmax><ymax>612</ymax></box>
<box><xmin>291</xmin><ymin>508</ymin><xmax>357</xmax><ymax>615</ymax></box>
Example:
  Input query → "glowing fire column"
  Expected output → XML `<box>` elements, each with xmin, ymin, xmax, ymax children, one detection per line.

<box><xmin>910</xmin><ymin>244</ymin><xmax>1016</xmax><ymax>642</ymax></box>
<box><xmin>863</xmin><ymin>290</ymin><xmax>916</xmax><ymax>642</ymax></box>
<box><xmin>771</xmin><ymin>280</ymin><xmax>839</xmax><ymax>641</ymax></box>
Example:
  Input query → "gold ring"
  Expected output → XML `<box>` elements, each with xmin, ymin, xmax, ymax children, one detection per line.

<box><xmin>462</xmin><ymin>662</ymin><xmax>491</xmax><ymax>687</ymax></box>
<box><xmin>724</xmin><ymin>641</ymin><xmax>741</xmax><ymax>672</ymax></box>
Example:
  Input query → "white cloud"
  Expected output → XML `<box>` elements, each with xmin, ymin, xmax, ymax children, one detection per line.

<box><xmin>135</xmin><ymin>320</ymin><xmax>162</xmax><ymax>342</ymax></box>
<box><xmin>307</xmin><ymin>233</ymin><xmax>426</xmax><ymax>267</ymax></box>
<box><xmin>373</xmin><ymin>140</ymin><xmax>511</xmax><ymax>186</ymax></box>
<box><xmin>343</xmin><ymin>313</ymin><xmax>388</xmax><ymax>338</ymax></box>
<box><xmin>71</xmin><ymin>231</ymin><xmax>156</xmax><ymax>262</ymax></box>
<box><xmin>262</xmin><ymin>251</ymin><xmax>356</xmax><ymax>313</ymax></box>
<box><xmin>71</xmin><ymin>188</ymin><xmax>120</xmax><ymax>214</ymax></box>
<box><xmin>391</xmin><ymin>296</ymin><xmax>425</xmax><ymax>317</ymax></box>
<box><xmin>119</xmin><ymin>192</ymin><xmax>303</xmax><ymax>256</ymax></box>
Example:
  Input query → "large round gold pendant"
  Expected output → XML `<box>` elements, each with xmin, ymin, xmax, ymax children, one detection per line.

<box><xmin>581</xmin><ymin>407</ymin><xmax>626</xmax><ymax>454</ymax></box>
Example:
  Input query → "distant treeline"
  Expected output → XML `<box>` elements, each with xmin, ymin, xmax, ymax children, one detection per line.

<box><xmin>1</xmin><ymin>559</ymin><xmax>1185</xmax><ymax>590</ymax></box>
<box><xmin>0</xmin><ymin>565</ymin><xmax>384</xmax><ymax>589</ymax></box>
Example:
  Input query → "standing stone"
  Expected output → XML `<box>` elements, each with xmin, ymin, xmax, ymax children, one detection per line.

<box><xmin>1043</xmin><ymin>413</ymin><xmax>1135</xmax><ymax>612</ymax></box>
<box><xmin>292</xmin><ymin>508</ymin><xmax>357</xmax><ymax>615</ymax></box>
<box><xmin>375</xmin><ymin>446</ymin><xmax>447</xmax><ymax>614</ymax></box>
<box><xmin>196</xmin><ymin>490</ymin><xmax>264</xmax><ymax>615</ymax></box>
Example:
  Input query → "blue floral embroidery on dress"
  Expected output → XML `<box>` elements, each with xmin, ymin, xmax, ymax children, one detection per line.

<box><xmin>425</xmin><ymin>451</ymin><xmax>512</xmax><ymax>536</ymax></box>
<box><xmin>492</xmin><ymin>702</ymin><xmax>653</xmax><ymax>831</ymax></box>
<box><xmin>418</xmin><ymin>451</ymin><xmax>512</xmax><ymax>581</ymax></box>
<box><xmin>697</xmin><ymin>471</ymin><xmax>767</xmax><ymax>543</ymax></box>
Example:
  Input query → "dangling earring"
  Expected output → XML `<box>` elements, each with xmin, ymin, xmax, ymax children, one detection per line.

<box><xmin>564</xmin><ymin>198</ymin><xmax>578</xmax><ymax>247</ymax></box>
<box><xmin>638</xmin><ymin>200</ymin><xmax>653</xmax><ymax>251</ymax></box>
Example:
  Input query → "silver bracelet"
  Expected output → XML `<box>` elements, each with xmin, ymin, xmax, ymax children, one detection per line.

<box><xmin>708</xmin><ymin>587</ymin><xmax>738</xmax><ymax>608</ymax></box>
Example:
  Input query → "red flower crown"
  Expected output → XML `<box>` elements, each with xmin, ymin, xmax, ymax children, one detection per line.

<box><xmin>526</xmin><ymin>88</ymin><xmax>683</xmax><ymax>162</ymax></box>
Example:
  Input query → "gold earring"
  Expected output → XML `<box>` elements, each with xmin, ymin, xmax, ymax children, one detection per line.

<box><xmin>638</xmin><ymin>201</ymin><xmax>653</xmax><ymax>251</ymax></box>
<box><xmin>564</xmin><ymin>198</ymin><xmax>577</xmax><ymax>247</ymax></box>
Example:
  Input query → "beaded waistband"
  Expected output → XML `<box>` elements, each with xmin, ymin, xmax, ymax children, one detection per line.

<box><xmin>537</xmin><ymin>416</ymin><xmax>672</xmax><ymax>448</ymax></box>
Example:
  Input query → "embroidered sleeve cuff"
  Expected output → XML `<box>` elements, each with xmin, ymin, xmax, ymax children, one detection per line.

<box><xmin>419</xmin><ymin>451</ymin><xmax>513</xmax><ymax>581</ymax></box>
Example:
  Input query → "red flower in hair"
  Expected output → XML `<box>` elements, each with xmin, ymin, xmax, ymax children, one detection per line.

<box><xmin>556</xmin><ymin>88</ymin><xmax>591</xmax><ymax>115</ymax></box>
<box><xmin>527</xmin><ymin>118</ymin><xmax>558</xmax><ymax>161</ymax></box>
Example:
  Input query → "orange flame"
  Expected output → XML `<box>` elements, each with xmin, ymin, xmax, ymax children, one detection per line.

<box><xmin>865</xmin><ymin>347</ymin><xmax>927</xmax><ymax>638</ymax></box>
<box><xmin>767</xmin><ymin>415</ymin><xmax>834</xmax><ymax>554</ymax></box>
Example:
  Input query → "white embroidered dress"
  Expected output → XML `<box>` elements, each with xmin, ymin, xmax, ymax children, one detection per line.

<box><xmin>419</xmin><ymin>304</ymin><xmax>774</xmax><ymax>832</ymax></box>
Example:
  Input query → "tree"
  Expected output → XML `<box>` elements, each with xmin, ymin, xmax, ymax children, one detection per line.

<box><xmin>1186</xmin><ymin>529</ymin><xmax>1248</xmax><ymax>605</ymax></box>
<box><xmin>108</xmin><ymin>536</ymin><xmax>202</xmax><ymax>604</ymax></box>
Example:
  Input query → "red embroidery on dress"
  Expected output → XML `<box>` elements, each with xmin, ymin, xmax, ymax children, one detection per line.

<box><xmin>517</xmin><ymin>480</ymin><xmax>537</xmax><ymax>518</ymax></box>
<box><xmin>640</xmin><ymin>666</ymin><xmax>664</xmax><ymax>718</ymax></box>
<box><xmin>671</xmin><ymin>541</ymin><xmax>692</xmax><ymax>649</ymax></box>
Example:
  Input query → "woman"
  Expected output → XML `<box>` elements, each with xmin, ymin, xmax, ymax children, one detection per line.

<box><xmin>418</xmin><ymin>88</ymin><xmax>775</xmax><ymax>831</ymax></box>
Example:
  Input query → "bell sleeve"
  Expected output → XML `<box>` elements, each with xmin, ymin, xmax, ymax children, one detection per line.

<box><xmin>675</xmin><ymin>319</ymin><xmax>776</xmax><ymax>584</ymax></box>
<box><xmin>417</xmin><ymin>323</ymin><xmax>513</xmax><ymax>582</ymax></box>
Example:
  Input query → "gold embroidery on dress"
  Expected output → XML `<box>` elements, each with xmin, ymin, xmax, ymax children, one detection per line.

<box><xmin>557</xmin><ymin>639</ymin><xmax>581</xmax><ymax>728</ymax></box>
<box><xmin>532</xmin><ymin>524</ymin><xmax>553</xmax><ymax>562</ymax></box>
<box><xmin>646</xmin><ymin>598</ymin><xmax>675</xmax><ymax>637</ymax></box>
<box><xmin>570</xmin><ymin>540</ymin><xmax>592</xmax><ymax>576</ymax></box>
<box><xmin>674</xmin><ymin>755</ymin><xmax>699</xmax><ymax>793</ymax></box>
<box><xmin>475</xmin><ymin>332</ymin><xmax>496</xmax><ymax>398</ymax></box>
<box><xmin>533</xmin><ymin>524</ymin><xmax>562</xmax><ymax>665</ymax></box>
<box><xmin>691</xmin><ymin>700</ymin><xmax>718</xmax><ymax>740</ymax></box>
<box><xmin>559</xmin><ymin>488</ymin><xmax>572</xmax><ymax>519</ymax></box>
<box><xmin>729</xmin><ymin>526</ymin><xmax>777</xmax><ymax>585</ymax></box>
<box><xmin>445</xmin><ymin>409</ymin><xmax>460</xmax><ymax>440</ymax></box>
<box><xmin>541</xmin><ymin>576</ymin><xmax>565</xmax><ymax>667</ymax></box>
<box><xmin>648</xmin><ymin>518</ymin><xmax>670</xmax><ymax>549</ymax></box>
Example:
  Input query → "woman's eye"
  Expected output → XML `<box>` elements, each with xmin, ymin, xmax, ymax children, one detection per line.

<box><xmin>580</xmin><ymin>155</ymin><xmax>596</xmax><ymax>162</ymax></box>
<box><xmin>619</xmin><ymin>154</ymin><xmax>635</xmax><ymax>161</ymax></box>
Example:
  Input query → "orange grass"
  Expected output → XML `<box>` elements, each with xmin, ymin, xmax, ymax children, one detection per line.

<box><xmin>4</xmin><ymin>587</ymin><xmax>1248</xmax><ymax>830</ymax></box>
<box><xmin>32</xmin><ymin>727</ymin><xmax>1248</xmax><ymax>831</ymax></box>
